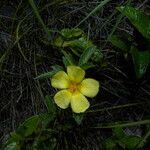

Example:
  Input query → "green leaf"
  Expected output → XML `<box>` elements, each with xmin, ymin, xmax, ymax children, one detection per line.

<box><xmin>118</xmin><ymin>136</ymin><xmax>142</xmax><ymax>150</ymax></box>
<box><xmin>9</xmin><ymin>133</ymin><xmax>23</xmax><ymax>143</ymax></box>
<box><xmin>79</xmin><ymin>62</ymin><xmax>95</xmax><ymax>70</ymax></box>
<box><xmin>35</xmin><ymin>65</ymin><xmax>63</xmax><ymax>80</ymax></box>
<box><xmin>44</xmin><ymin>95</ymin><xmax>56</xmax><ymax>115</ymax></box>
<box><xmin>62</xmin><ymin>56</ymin><xmax>70</xmax><ymax>67</ymax></box>
<box><xmin>79</xmin><ymin>46</ymin><xmax>96</xmax><ymax>66</ymax></box>
<box><xmin>117</xmin><ymin>6</ymin><xmax>150</xmax><ymax>39</ymax></box>
<box><xmin>60</xmin><ymin>28</ymin><xmax>83</xmax><ymax>40</ymax></box>
<box><xmin>104</xmin><ymin>138</ymin><xmax>117</xmax><ymax>150</ymax></box>
<box><xmin>38</xmin><ymin>113</ymin><xmax>55</xmax><ymax>129</ymax></box>
<box><xmin>108</xmin><ymin>35</ymin><xmax>130</xmax><ymax>52</ymax></box>
<box><xmin>73</xmin><ymin>113</ymin><xmax>84</xmax><ymax>125</ymax></box>
<box><xmin>35</xmin><ymin>71</ymin><xmax>56</xmax><ymax>80</ymax></box>
<box><xmin>16</xmin><ymin>116</ymin><xmax>39</xmax><ymax>137</ymax></box>
<box><xmin>113</xmin><ymin>127</ymin><xmax>125</xmax><ymax>139</ymax></box>
<box><xmin>3</xmin><ymin>142</ymin><xmax>20</xmax><ymax>150</ymax></box>
<box><xmin>92</xmin><ymin>50</ymin><xmax>103</xmax><ymax>63</ymax></box>
<box><xmin>131</xmin><ymin>46</ymin><xmax>150</xmax><ymax>78</ymax></box>
<box><xmin>52</xmin><ymin>28</ymin><xmax>103</xmax><ymax>66</ymax></box>
<box><xmin>61</xmin><ymin>50</ymin><xmax>76</xmax><ymax>65</ymax></box>
<box><xmin>2</xmin><ymin>113</ymin><xmax>56</xmax><ymax>150</ymax></box>
<box><xmin>51</xmin><ymin>65</ymin><xmax>63</xmax><ymax>71</ymax></box>
<box><xmin>33</xmin><ymin>137</ymin><xmax>57</xmax><ymax>150</ymax></box>
<box><xmin>53</xmin><ymin>36</ymin><xmax>64</xmax><ymax>47</ymax></box>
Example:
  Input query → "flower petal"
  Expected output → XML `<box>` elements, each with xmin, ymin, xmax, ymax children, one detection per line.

<box><xmin>54</xmin><ymin>90</ymin><xmax>71</xmax><ymax>109</ymax></box>
<box><xmin>71</xmin><ymin>93</ymin><xmax>90</xmax><ymax>113</ymax></box>
<box><xmin>51</xmin><ymin>71</ymin><xmax>70</xmax><ymax>89</ymax></box>
<box><xmin>79</xmin><ymin>78</ymin><xmax>99</xmax><ymax>98</ymax></box>
<box><xmin>67</xmin><ymin>66</ymin><xmax>85</xmax><ymax>83</ymax></box>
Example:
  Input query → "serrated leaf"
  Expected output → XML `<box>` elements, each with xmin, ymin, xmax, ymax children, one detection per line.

<box><xmin>60</xmin><ymin>28</ymin><xmax>83</xmax><ymax>40</ymax></box>
<box><xmin>34</xmin><ymin>71</ymin><xmax>58</xmax><ymax>80</ymax></box>
<box><xmin>35</xmin><ymin>66</ymin><xmax>63</xmax><ymax>80</ymax></box>
<box><xmin>52</xmin><ymin>28</ymin><xmax>103</xmax><ymax>67</ymax></box>
<box><xmin>92</xmin><ymin>50</ymin><xmax>103</xmax><ymax>63</ymax></box>
<box><xmin>131</xmin><ymin>46</ymin><xmax>150</xmax><ymax>78</ymax></box>
<box><xmin>61</xmin><ymin>50</ymin><xmax>76</xmax><ymax>65</ymax></box>
<box><xmin>117</xmin><ymin>6</ymin><xmax>150</xmax><ymax>39</ymax></box>
<box><xmin>53</xmin><ymin>36</ymin><xmax>64</xmax><ymax>47</ymax></box>
<box><xmin>79</xmin><ymin>46</ymin><xmax>96</xmax><ymax>66</ymax></box>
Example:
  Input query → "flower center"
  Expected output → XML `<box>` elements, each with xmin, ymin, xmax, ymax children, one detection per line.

<box><xmin>69</xmin><ymin>83</ymin><xmax>79</xmax><ymax>93</ymax></box>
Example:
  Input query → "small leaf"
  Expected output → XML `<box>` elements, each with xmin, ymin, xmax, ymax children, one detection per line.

<box><xmin>131</xmin><ymin>46</ymin><xmax>150</xmax><ymax>78</ymax></box>
<box><xmin>53</xmin><ymin>36</ymin><xmax>64</xmax><ymax>48</ymax></box>
<box><xmin>113</xmin><ymin>127</ymin><xmax>125</xmax><ymax>139</ymax></box>
<box><xmin>73</xmin><ymin>113</ymin><xmax>84</xmax><ymax>125</ymax></box>
<box><xmin>117</xmin><ymin>6</ymin><xmax>150</xmax><ymax>39</ymax></box>
<box><xmin>62</xmin><ymin>56</ymin><xmax>70</xmax><ymax>67</ymax></box>
<box><xmin>61</xmin><ymin>50</ymin><xmax>76</xmax><ymax>65</ymax></box>
<box><xmin>79</xmin><ymin>46</ymin><xmax>96</xmax><ymax>66</ymax></box>
<box><xmin>92</xmin><ymin>50</ymin><xmax>103</xmax><ymax>63</ymax></box>
<box><xmin>60</xmin><ymin>28</ymin><xmax>83</xmax><ymax>40</ymax></box>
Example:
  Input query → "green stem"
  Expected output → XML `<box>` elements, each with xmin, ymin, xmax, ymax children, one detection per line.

<box><xmin>87</xmin><ymin>103</ymin><xmax>141</xmax><ymax>113</ymax></box>
<box><xmin>92</xmin><ymin>120</ymin><xmax>150</xmax><ymax>129</ymax></box>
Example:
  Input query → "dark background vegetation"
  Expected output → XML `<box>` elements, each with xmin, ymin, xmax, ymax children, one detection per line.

<box><xmin>0</xmin><ymin>0</ymin><xmax>150</xmax><ymax>149</ymax></box>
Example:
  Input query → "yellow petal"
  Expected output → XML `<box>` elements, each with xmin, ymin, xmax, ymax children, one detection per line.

<box><xmin>79</xmin><ymin>78</ymin><xmax>99</xmax><ymax>98</ymax></box>
<box><xmin>71</xmin><ymin>93</ymin><xmax>90</xmax><ymax>113</ymax></box>
<box><xmin>54</xmin><ymin>90</ymin><xmax>71</xmax><ymax>109</ymax></box>
<box><xmin>67</xmin><ymin>66</ymin><xmax>85</xmax><ymax>83</ymax></box>
<box><xmin>51</xmin><ymin>71</ymin><xmax>70</xmax><ymax>89</ymax></box>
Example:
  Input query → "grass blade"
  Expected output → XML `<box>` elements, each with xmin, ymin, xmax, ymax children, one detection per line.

<box><xmin>92</xmin><ymin>120</ymin><xmax>150</xmax><ymax>129</ymax></box>
<box><xmin>28</xmin><ymin>0</ymin><xmax>51</xmax><ymax>40</ymax></box>
<box><xmin>75</xmin><ymin>0</ymin><xmax>111</xmax><ymax>27</ymax></box>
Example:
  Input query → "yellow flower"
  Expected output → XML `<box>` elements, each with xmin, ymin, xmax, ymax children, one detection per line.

<box><xmin>51</xmin><ymin>66</ymin><xmax>99</xmax><ymax>113</ymax></box>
